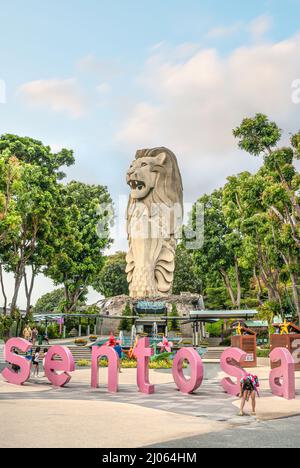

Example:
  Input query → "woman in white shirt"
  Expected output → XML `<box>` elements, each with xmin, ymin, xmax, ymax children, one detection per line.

<box><xmin>32</xmin><ymin>347</ymin><xmax>41</xmax><ymax>378</ymax></box>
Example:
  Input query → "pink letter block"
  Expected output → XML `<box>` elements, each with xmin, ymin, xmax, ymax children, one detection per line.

<box><xmin>91</xmin><ymin>345</ymin><xmax>119</xmax><ymax>393</ymax></box>
<box><xmin>269</xmin><ymin>347</ymin><xmax>295</xmax><ymax>400</ymax></box>
<box><xmin>220</xmin><ymin>348</ymin><xmax>247</xmax><ymax>396</ymax></box>
<box><xmin>172</xmin><ymin>348</ymin><xmax>203</xmax><ymax>394</ymax></box>
<box><xmin>134</xmin><ymin>337</ymin><xmax>154</xmax><ymax>394</ymax></box>
<box><xmin>44</xmin><ymin>346</ymin><xmax>75</xmax><ymax>387</ymax></box>
<box><xmin>2</xmin><ymin>338</ymin><xmax>31</xmax><ymax>385</ymax></box>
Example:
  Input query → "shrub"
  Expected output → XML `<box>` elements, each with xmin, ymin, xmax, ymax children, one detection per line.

<box><xmin>77</xmin><ymin>359</ymin><xmax>91</xmax><ymax>367</ymax></box>
<box><xmin>206</xmin><ymin>320</ymin><xmax>223</xmax><ymax>338</ymax></box>
<box><xmin>119</xmin><ymin>302</ymin><xmax>133</xmax><ymax>332</ymax></box>
<box><xmin>151</xmin><ymin>352</ymin><xmax>172</xmax><ymax>362</ymax></box>
<box><xmin>75</xmin><ymin>338</ymin><xmax>88</xmax><ymax>346</ymax></box>
<box><xmin>257</xmin><ymin>348</ymin><xmax>270</xmax><ymax>358</ymax></box>
<box><xmin>149</xmin><ymin>360</ymin><xmax>173</xmax><ymax>369</ymax></box>
<box><xmin>46</xmin><ymin>323</ymin><xmax>60</xmax><ymax>339</ymax></box>
<box><xmin>220</xmin><ymin>337</ymin><xmax>231</xmax><ymax>346</ymax></box>
<box><xmin>168</xmin><ymin>304</ymin><xmax>180</xmax><ymax>332</ymax></box>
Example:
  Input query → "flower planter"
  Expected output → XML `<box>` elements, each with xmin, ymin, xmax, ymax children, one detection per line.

<box><xmin>75</xmin><ymin>341</ymin><xmax>88</xmax><ymax>347</ymax></box>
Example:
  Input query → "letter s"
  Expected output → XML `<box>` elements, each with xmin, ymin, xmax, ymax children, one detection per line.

<box><xmin>220</xmin><ymin>348</ymin><xmax>247</xmax><ymax>396</ymax></box>
<box><xmin>2</xmin><ymin>338</ymin><xmax>31</xmax><ymax>385</ymax></box>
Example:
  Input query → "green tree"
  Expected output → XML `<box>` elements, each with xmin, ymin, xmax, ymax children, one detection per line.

<box><xmin>189</xmin><ymin>189</ymin><xmax>244</xmax><ymax>308</ymax></box>
<box><xmin>233</xmin><ymin>113</ymin><xmax>281</xmax><ymax>156</ymax></box>
<box><xmin>0</xmin><ymin>134</ymin><xmax>74</xmax><ymax>314</ymax></box>
<box><xmin>44</xmin><ymin>181</ymin><xmax>113</xmax><ymax>313</ymax></box>
<box><xmin>233</xmin><ymin>115</ymin><xmax>300</xmax><ymax>321</ymax></box>
<box><xmin>119</xmin><ymin>302</ymin><xmax>132</xmax><ymax>332</ymax></box>
<box><xmin>257</xmin><ymin>300</ymin><xmax>281</xmax><ymax>333</ymax></box>
<box><xmin>34</xmin><ymin>288</ymin><xmax>65</xmax><ymax>314</ymax></box>
<box><xmin>0</xmin><ymin>155</ymin><xmax>22</xmax><ymax>313</ymax></box>
<box><xmin>172</xmin><ymin>244</ymin><xmax>201</xmax><ymax>295</ymax></box>
<box><xmin>168</xmin><ymin>304</ymin><xmax>180</xmax><ymax>331</ymax></box>
<box><xmin>94</xmin><ymin>251</ymin><xmax>128</xmax><ymax>298</ymax></box>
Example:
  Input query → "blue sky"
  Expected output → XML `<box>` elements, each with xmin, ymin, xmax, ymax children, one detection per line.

<box><xmin>1</xmin><ymin>0</ymin><xmax>300</xmax><ymax>306</ymax></box>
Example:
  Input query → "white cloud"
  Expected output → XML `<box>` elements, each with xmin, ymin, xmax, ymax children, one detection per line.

<box><xmin>206</xmin><ymin>22</ymin><xmax>243</xmax><ymax>39</ymax></box>
<box><xmin>206</xmin><ymin>15</ymin><xmax>272</xmax><ymax>42</ymax></box>
<box><xmin>249</xmin><ymin>15</ymin><xmax>273</xmax><ymax>42</ymax></box>
<box><xmin>77</xmin><ymin>53</ymin><xmax>121</xmax><ymax>80</ymax></box>
<box><xmin>18</xmin><ymin>78</ymin><xmax>87</xmax><ymax>119</ymax></box>
<box><xmin>97</xmin><ymin>82</ymin><xmax>111</xmax><ymax>94</ymax></box>
<box><xmin>117</xmin><ymin>31</ymin><xmax>300</xmax><ymax>200</ymax></box>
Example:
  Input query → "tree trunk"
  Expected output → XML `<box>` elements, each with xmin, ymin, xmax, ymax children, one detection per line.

<box><xmin>66</xmin><ymin>288</ymin><xmax>85</xmax><ymax>313</ymax></box>
<box><xmin>220</xmin><ymin>268</ymin><xmax>237</xmax><ymax>308</ymax></box>
<box><xmin>0</xmin><ymin>264</ymin><xmax>7</xmax><ymax>315</ymax></box>
<box><xmin>256</xmin><ymin>236</ymin><xmax>282</xmax><ymax>308</ymax></box>
<box><xmin>277</xmin><ymin>165</ymin><xmax>300</xmax><ymax>219</ymax></box>
<box><xmin>24</xmin><ymin>266</ymin><xmax>37</xmax><ymax>316</ymax></box>
<box><xmin>290</xmin><ymin>272</ymin><xmax>300</xmax><ymax>322</ymax></box>
<box><xmin>280</xmin><ymin>251</ymin><xmax>300</xmax><ymax>322</ymax></box>
<box><xmin>10</xmin><ymin>267</ymin><xmax>24</xmax><ymax>312</ymax></box>
<box><xmin>234</xmin><ymin>257</ymin><xmax>241</xmax><ymax>308</ymax></box>
<box><xmin>253</xmin><ymin>267</ymin><xmax>263</xmax><ymax>304</ymax></box>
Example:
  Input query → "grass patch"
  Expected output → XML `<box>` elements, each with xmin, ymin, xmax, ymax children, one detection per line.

<box><xmin>257</xmin><ymin>348</ymin><xmax>270</xmax><ymax>358</ymax></box>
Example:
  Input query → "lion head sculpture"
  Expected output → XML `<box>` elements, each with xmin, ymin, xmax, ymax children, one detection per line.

<box><xmin>126</xmin><ymin>147</ymin><xmax>183</xmax><ymax>298</ymax></box>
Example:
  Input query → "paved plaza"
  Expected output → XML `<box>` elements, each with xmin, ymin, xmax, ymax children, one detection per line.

<box><xmin>1</xmin><ymin>362</ymin><xmax>300</xmax><ymax>447</ymax></box>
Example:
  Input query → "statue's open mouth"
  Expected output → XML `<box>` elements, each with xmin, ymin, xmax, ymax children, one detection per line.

<box><xmin>128</xmin><ymin>180</ymin><xmax>146</xmax><ymax>191</ymax></box>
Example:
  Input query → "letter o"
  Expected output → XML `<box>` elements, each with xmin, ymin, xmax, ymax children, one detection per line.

<box><xmin>172</xmin><ymin>348</ymin><xmax>203</xmax><ymax>394</ymax></box>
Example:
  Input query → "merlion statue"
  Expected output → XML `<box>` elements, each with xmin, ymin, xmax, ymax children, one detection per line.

<box><xmin>126</xmin><ymin>147</ymin><xmax>183</xmax><ymax>298</ymax></box>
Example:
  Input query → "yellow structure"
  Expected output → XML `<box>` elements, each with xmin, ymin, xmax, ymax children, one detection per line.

<box><xmin>280</xmin><ymin>320</ymin><xmax>290</xmax><ymax>335</ymax></box>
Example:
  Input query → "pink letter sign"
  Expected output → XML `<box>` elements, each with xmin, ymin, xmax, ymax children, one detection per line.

<box><xmin>220</xmin><ymin>348</ymin><xmax>247</xmax><ymax>396</ymax></box>
<box><xmin>2</xmin><ymin>338</ymin><xmax>31</xmax><ymax>385</ymax></box>
<box><xmin>172</xmin><ymin>348</ymin><xmax>203</xmax><ymax>394</ymax></box>
<box><xmin>44</xmin><ymin>346</ymin><xmax>75</xmax><ymax>387</ymax></box>
<box><xmin>134</xmin><ymin>337</ymin><xmax>154</xmax><ymax>394</ymax></box>
<box><xmin>91</xmin><ymin>345</ymin><xmax>119</xmax><ymax>393</ymax></box>
<box><xmin>269</xmin><ymin>347</ymin><xmax>295</xmax><ymax>400</ymax></box>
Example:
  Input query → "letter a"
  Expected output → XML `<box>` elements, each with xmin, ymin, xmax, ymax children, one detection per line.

<box><xmin>269</xmin><ymin>347</ymin><xmax>295</xmax><ymax>400</ymax></box>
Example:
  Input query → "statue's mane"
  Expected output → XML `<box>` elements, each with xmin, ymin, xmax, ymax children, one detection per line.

<box><xmin>127</xmin><ymin>147</ymin><xmax>183</xmax><ymax>238</ymax></box>
<box><xmin>133</xmin><ymin>146</ymin><xmax>183</xmax><ymax>207</ymax></box>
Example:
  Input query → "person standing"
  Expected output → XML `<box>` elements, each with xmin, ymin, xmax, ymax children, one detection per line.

<box><xmin>32</xmin><ymin>347</ymin><xmax>41</xmax><ymax>378</ymax></box>
<box><xmin>114</xmin><ymin>341</ymin><xmax>123</xmax><ymax>373</ymax></box>
<box><xmin>31</xmin><ymin>327</ymin><xmax>38</xmax><ymax>346</ymax></box>
<box><xmin>23</xmin><ymin>325</ymin><xmax>32</xmax><ymax>342</ymax></box>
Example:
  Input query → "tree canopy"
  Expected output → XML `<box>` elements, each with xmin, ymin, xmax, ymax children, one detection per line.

<box><xmin>0</xmin><ymin>134</ymin><xmax>112</xmax><ymax>316</ymax></box>
<box><xmin>184</xmin><ymin>114</ymin><xmax>300</xmax><ymax>322</ymax></box>
<box><xmin>94</xmin><ymin>251</ymin><xmax>129</xmax><ymax>298</ymax></box>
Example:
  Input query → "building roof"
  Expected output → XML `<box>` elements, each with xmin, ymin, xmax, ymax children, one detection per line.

<box><xmin>245</xmin><ymin>320</ymin><xmax>268</xmax><ymax>328</ymax></box>
<box><xmin>189</xmin><ymin>310</ymin><xmax>258</xmax><ymax>320</ymax></box>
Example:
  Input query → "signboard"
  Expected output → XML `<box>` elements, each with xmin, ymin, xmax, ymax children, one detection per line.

<box><xmin>245</xmin><ymin>353</ymin><xmax>254</xmax><ymax>362</ymax></box>
<box><xmin>136</xmin><ymin>301</ymin><xmax>166</xmax><ymax>314</ymax></box>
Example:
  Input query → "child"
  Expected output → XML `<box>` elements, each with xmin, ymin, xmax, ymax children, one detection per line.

<box><xmin>32</xmin><ymin>347</ymin><xmax>41</xmax><ymax>378</ymax></box>
<box><xmin>239</xmin><ymin>374</ymin><xmax>260</xmax><ymax>417</ymax></box>
<box><xmin>42</xmin><ymin>348</ymin><xmax>48</xmax><ymax>377</ymax></box>
<box><xmin>11</xmin><ymin>349</ymin><xmax>20</xmax><ymax>373</ymax></box>
<box><xmin>114</xmin><ymin>341</ymin><xmax>123</xmax><ymax>373</ymax></box>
